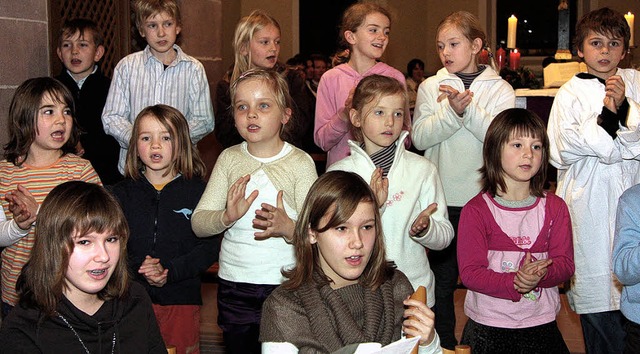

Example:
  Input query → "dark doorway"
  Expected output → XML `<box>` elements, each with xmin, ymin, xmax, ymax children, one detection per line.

<box><xmin>299</xmin><ymin>0</ymin><xmax>356</xmax><ymax>57</ymax></box>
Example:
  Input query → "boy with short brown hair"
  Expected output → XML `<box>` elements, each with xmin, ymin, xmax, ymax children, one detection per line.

<box><xmin>55</xmin><ymin>18</ymin><xmax>122</xmax><ymax>185</ymax></box>
<box><xmin>547</xmin><ymin>7</ymin><xmax>640</xmax><ymax>353</ymax></box>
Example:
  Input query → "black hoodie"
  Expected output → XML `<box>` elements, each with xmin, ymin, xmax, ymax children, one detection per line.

<box><xmin>0</xmin><ymin>282</ymin><xmax>166</xmax><ymax>353</ymax></box>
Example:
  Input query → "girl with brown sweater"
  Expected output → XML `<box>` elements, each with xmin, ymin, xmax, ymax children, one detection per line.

<box><xmin>259</xmin><ymin>171</ymin><xmax>442</xmax><ymax>353</ymax></box>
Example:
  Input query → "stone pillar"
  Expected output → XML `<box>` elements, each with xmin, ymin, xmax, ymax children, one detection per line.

<box><xmin>178</xmin><ymin>0</ymin><xmax>225</xmax><ymax>175</ymax></box>
<box><xmin>0</xmin><ymin>0</ymin><xmax>50</xmax><ymax>148</ymax></box>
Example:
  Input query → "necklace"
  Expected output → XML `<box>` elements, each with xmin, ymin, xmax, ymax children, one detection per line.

<box><xmin>57</xmin><ymin>312</ymin><xmax>116</xmax><ymax>354</ymax></box>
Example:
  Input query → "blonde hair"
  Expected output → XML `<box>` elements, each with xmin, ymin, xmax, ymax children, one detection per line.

<box><xmin>134</xmin><ymin>0</ymin><xmax>181</xmax><ymax>34</ymax></box>
<box><xmin>350</xmin><ymin>75</ymin><xmax>407</xmax><ymax>142</ymax></box>
<box><xmin>436</xmin><ymin>11</ymin><xmax>494</xmax><ymax>71</ymax></box>
<box><xmin>125</xmin><ymin>104</ymin><xmax>206</xmax><ymax>181</ymax></box>
<box><xmin>229</xmin><ymin>69</ymin><xmax>294</xmax><ymax>143</ymax></box>
<box><xmin>231</xmin><ymin>10</ymin><xmax>281</xmax><ymax>82</ymax></box>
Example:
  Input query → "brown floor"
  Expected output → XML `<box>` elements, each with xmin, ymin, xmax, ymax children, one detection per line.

<box><xmin>200</xmin><ymin>283</ymin><xmax>586</xmax><ymax>354</ymax></box>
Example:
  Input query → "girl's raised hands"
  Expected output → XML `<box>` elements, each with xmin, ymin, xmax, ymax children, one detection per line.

<box><xmin>253</xmin><ymin>190</ymin><xmax>295</xmax><ymax>241</ymax></box>
<box><xmin>223</xmin><ymin>174</ymin><xmax>259</xmax><ymax>226</ymax></box>
<box><xmin>410</xmin><ymin>203</ymin><xmax>438</xmax><ymax>237</ymax></box>
<box><xmin>369</xmin><ymin>168</ymin><xmax>389</xmax><ymax>208</ymax></box>
<box><xmin>5</xmin><ymin>185</ymin><xmax>38</xmax><ymax>230</ymax></box>
<box><xmin>437</xmin><ymin>84</ymin><xmax>474</xmax><ymax>116</ymax></box>
<box><xmin>514</xmin><ymin>252</ymin><xmax>553</xmax><ymax>294</ymax></box>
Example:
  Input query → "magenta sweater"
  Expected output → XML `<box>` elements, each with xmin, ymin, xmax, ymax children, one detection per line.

<box><xmin>458</xmin><ymin>192</ymin><xmax>574</xmax><ymax>328</ymax></box>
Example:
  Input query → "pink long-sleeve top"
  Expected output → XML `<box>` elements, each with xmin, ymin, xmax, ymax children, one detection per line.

<box><xmin>458</xmin><ymin>192</ymin><xmax>574</xmax><ymax>329</ymax></box>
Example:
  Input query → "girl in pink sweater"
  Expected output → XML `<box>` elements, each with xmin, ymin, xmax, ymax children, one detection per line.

<box><xmin>314</xmin><ymin>3</ymin><xmax>410</xmax><ymax>167</ymax></box>
<box><xmin>457</xmin><ymin>108</ymin><xmax>574</xmax><ymax>353</ymax></box>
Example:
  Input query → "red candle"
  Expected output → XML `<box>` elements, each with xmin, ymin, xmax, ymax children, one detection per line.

<box><xmin>496</xmin><ymin>47</ymin><xmax>506</xmax><ymax>70</ymax></box>
<box><xmin>479</xmin><ymin>48</ymin><xmax>489</xmax><ymax>65</ymax></box>
<box><xmin>509</xmin><ymin>49</ymin><xmax>521</xmax><ymax>70</ymax></box>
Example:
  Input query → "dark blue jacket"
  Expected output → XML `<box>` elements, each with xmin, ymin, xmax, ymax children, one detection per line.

<box><xmin>111</xmin><ymin>175</ymin><xmax>218</xmax><ymax>305</ymax></box>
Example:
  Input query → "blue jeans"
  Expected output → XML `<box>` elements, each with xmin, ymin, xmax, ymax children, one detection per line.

<box><xmin>580</xmin><ymin>311</ymin><xmax>626</xmax><ymax>354</ymax></box>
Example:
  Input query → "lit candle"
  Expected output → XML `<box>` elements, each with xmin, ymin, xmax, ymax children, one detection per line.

<box><xmin>625</xmin><ymin>12</ymin><xmax>635</xmax><ymax>47</ymax></box>
<box><xmin>507</xmin><ymin>15</ymin><xmax>518</xmax><ymax>49</ymax></box>
<box><xmin>509</xmin><ymin>49</ymin><xmax>521</xmax><ymax>70</ymax></box>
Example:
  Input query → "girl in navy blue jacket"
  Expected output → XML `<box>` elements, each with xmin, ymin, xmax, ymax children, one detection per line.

<box><xmin>111</xmin><ymin>104</ymin><xmax>217</xmax><ymax>354</ymax></box>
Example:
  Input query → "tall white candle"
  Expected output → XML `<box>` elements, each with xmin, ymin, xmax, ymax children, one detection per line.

<box><xmin>507</xmin><ymin>15</ymin><xmax>518</xmax><ymax>49</ymax></box>
<box><xmin>625</xmin><ymin>12</ymin><xmax>635</xmax><ymax>47</ymax></box>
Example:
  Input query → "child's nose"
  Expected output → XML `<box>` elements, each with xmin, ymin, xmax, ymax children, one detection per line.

<box><xmin>93</xmin><ymin>244</ymin><xmax>110</xmax><ymax>263</ymax></box>
<box><xmin>349</xmin><ymin>231</ymin><xmax>364</xmax><ymax>249</ymax></box>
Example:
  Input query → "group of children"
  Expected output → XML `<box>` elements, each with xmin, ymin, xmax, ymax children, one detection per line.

<box><xmin>0</xmin><ymin>1</ymin><xmax>639</xmax><ymax>354</ymax></box>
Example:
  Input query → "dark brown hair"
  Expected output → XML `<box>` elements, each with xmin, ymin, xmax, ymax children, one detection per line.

<box><xmin>480</xmin><ymin>108</ymin><xmax>549</xmax><ymax>197</ymax></box>
<box><xmin>59</xmin><ymin>18</ymin><xmax>104</xmax><ymax>47</ymax></box>
<box><xmin>350</xmin><ymin>74</ymin><xmax>407</xmax><ymax>142</ymax></box>
<box><xmin>125</xmin><ymin>104</ymin><xmax>206</xmax><ymax>180</ymax></box>
<box><xmin>3</xmin><ymin>77</ymin><xmax>79</xmax><ymax>166</ymax></box>
<box><xmin>282</xmin><ymin>171</ymin><xmax>394</xmax><ymax>290</ymax></box>
<box><xmin>574</xmin><ymin>7</ymin><xmax>631</xmax><ymax>53</ymax></box>
<box><xmin>17</xmin><ymin>181</ymin><xmax>130</xmax><ymax>316</ymax></box>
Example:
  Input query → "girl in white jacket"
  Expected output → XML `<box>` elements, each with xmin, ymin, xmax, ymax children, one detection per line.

<box><xmin>329</xmin><ymin>74</ymin><xmax>453</xmax><ymax>310</ymax></box>
<box><xmin>411</xmin><ymin>11</ymin><xmax>515</xmax><ymax>349</ymax></box>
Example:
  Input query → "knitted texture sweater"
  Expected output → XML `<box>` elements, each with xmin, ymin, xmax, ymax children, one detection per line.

<box><xmin>260</xmin><ymin>269</ymin><xmax>411</xmax><ymax>353</ymax></box>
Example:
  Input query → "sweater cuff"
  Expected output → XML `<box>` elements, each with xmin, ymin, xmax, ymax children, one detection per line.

<box><xmin>618</xmin><ymin>98</ymin><xmax>630</xmax><ymax>128</ymax></box>
<box><xmin>598</xmin><ymin>106</ymin><xmax>619</xmax><ymax>139</ymax></box>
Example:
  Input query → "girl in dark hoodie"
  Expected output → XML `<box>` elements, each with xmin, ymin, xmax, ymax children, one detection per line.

<box><xmin>0</xmin><ymin>181</ymin><xmax>166</xmax><ymax>353</ymax></box>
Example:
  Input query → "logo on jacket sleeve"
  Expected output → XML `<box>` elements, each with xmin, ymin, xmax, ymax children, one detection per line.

<box><xmin>174</xmin><ymin>208</ymin><xmax>193</xmax><ymax>220</ymax></box>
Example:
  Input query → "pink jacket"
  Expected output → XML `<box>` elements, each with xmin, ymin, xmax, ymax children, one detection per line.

<box><xmin>314</xmin><ymin>62</ymin><xmax>409</xmax><ymax>167</ymax></box>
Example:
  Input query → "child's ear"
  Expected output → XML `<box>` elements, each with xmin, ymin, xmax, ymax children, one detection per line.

<box><xmin>281</xmin><ymin>107</ymin><xmax>292</xmax><ymax>125</ymax></box>
<box><xmin>93</xmin><ymin>45</ymin><xmax>105</xmax><ymax>62</ymax></box>
<box><xmin>56</xmin><ymin>47</ymin><xmax>63</xmax><ymax>62</ymax></box>
<box><xmin>240</xmin><ymin>43</ymin><xmax>249</xmax><ymax>57</ymax></box>
<box><xmin>344</xmin><ymin>30</ymin><xmax>357</xmax><ymax>45</ymax></box>
<box><xmin>308</xmin><ymin>227</ymin><xmax>318</xmax><ymax>244</ymax></box>
<box><xmin>472</xmin><ymin>38</ymin><xmax>483</xmax><ymax>55</ymax></box>
<box><xmin>349</xmin><ymin>108</ymin><xmax>361</xmax><ymax>127</ymax></box>
<box><xmin>175</xmin><ymin>24</ymin><xmax>182</xmax><ymax>36</ymax></box>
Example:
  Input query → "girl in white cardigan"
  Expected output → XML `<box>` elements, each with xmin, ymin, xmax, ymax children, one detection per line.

<box><xmin>329</xmin><ymin>74</ymin><xmax>453</xmax><ymax>309</ymax></box>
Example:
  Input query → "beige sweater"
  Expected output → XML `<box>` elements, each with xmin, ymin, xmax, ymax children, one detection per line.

<box><xmin>191</xmin><ymin>143</ymin><xmax>317</xmax><ymax>237</ymax></box>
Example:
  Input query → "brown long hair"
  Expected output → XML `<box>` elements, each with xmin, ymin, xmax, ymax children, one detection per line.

<box><xmin>17</xmin><ymin>181</ymin><xmax>130</xmax><ymax>316</ymax></box>
<box><xmin>3</xmin><ymin>77</ymin><xmax>79</xmax><ymax>166</ymax></box>
<box><xmin>282</xmin><ymin>171</ymin><xmax>394</xmax><ymax>290</ymax></box>
<box><xmin>480</xmin><ymin>108</ymin><xmax>549</xmax><ymax>197</ymax></box>
<box><xmin>124</xmin><ymin>104</ymin><xmax>206</xmax><ymax>180</ymax></box>
<box><xmin>335</xmin><ymin>3</ymin><xmax>392</xmax><ymax>65</ymax></box>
